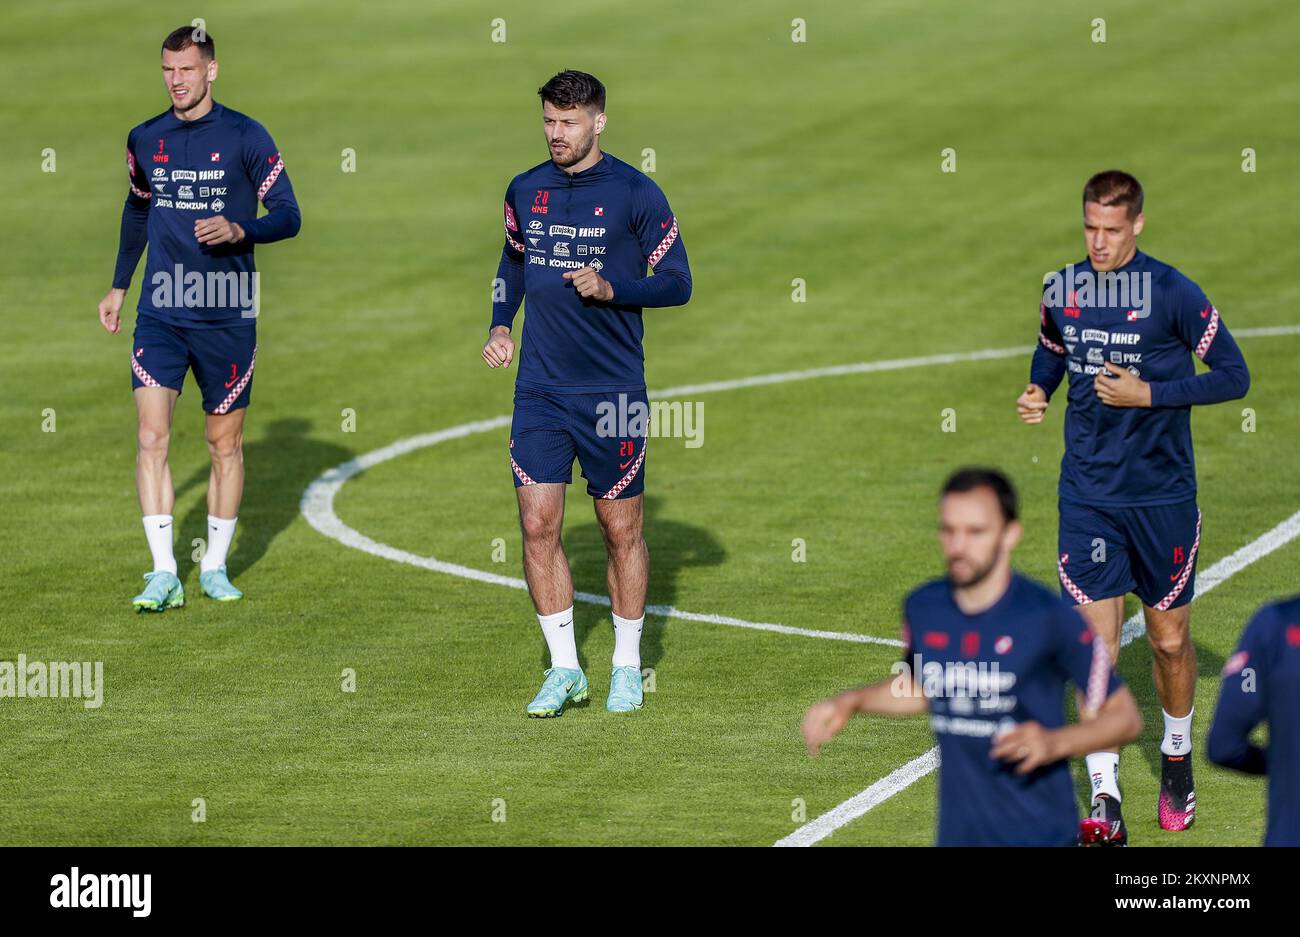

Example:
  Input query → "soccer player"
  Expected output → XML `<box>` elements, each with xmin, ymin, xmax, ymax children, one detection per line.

<box><xmin>801</xmin><ymin>469</ymin><xmax>1142</xmax><ymax>846</ymax></box>
<box><xmin>482</xmin><ymin>70</ymin><xmax>692</xmax><ymax>716</ymax></box>
<box><xmin>1208</xmin><ymin>594</ymin><xmax>1300</xmax><ymax>846</ymax></box>
<box><xmin>1017</xmin><ymin>171</ymin><xmax>1250</xmax><ymax>842</ymax></box>
<box><xmin>97</xmin><ymin>26</ymin><xmax>301</xmax><ymax>611</ymax></box>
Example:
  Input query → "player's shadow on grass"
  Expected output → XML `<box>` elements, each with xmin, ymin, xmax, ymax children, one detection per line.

<box><xmin>557</xmin><ymin>493</ymin><xmax>726</xmax><ymax>672</ymax></box>
<box><xmin>175</xmin><ymin>417</ymin><xmax>354</xmax><ymax>580</ymax></box>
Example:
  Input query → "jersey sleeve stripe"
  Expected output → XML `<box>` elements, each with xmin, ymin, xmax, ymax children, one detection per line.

<box><xmin>1194</xmin><ymin>306</ymin><xmax>1220</xmax><ymax>360</ymax></box>
<box><xmin>1038</xmin><ymin>332</ymin><xmax>1066</xmax><ymax>355</ymax></box>
<box><xmin>126</xmin><ymin>148</ymin><xmax>151</xmax><ymax>200</ymax></box>
<box><xmin>647</xmin><ymin>218</ymin><xmax>678</xmax><ymax>268</ymax></box>
<box><xmin>256</xmin><ymin>155</ymin><xmax>285</xmax><ymax>201</ymax></box>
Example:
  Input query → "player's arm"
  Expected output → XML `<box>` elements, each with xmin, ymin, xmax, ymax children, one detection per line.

<box><xmin>1207</xmin><ymin>606</ymin><xmax>1271</xmax><ymax>774</ymax></box>
<box><xmin>802</xmin><ymin>621</ymin><xmax>926</xmax><ymax>756</ymax></box>
<box><xmin>199</xmin><ymin>124</ymin><xmax>302</xmax><ymax>247</ymax></box>
<box><xmin>993</xmin><ymin>684</ymin><xmax>1142</xmax><ymax>774</ymax></box>
<box><xmin>598</xmin><ymin>177</ymin><xmax>692</xmax><ymax>308</ymax></box>
<box><xmin>100</xmin><ymin>131</ymin><xmax>152</xmax><ymax>334</ymax></box>
<box><xmin>1148</xmin><ymin>280</ymin><xmax>1250</xmax><ymax>408</ymax></box>
<box><xmin>484</xmin><ymin>188</ymin><xmax>525</xmax><ymax>368</ymax></box>
<box><xmin>995</xmin><ymin>609</ymin><xmax>1141</xmax><ymax>774</ymax></box>
<box><xmin>1020</xmin><ymin>293</ymin><xmax>1066</xmax><ymax>424</ymax></box>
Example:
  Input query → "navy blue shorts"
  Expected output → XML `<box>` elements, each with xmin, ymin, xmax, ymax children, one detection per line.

<box><xmin>130</xmin><ymin>315</ymin><xmax>257</xmax><ymax>414</ymax></box>
<box><xmin>509</xmin><ymin>386</ymin><xmax>647</xmax><ymax>500</ymax></box>
<box><xmin>1057</xmin><ymin>499</ymin><xmax>1201</xmax><ymax>611</ymax></box>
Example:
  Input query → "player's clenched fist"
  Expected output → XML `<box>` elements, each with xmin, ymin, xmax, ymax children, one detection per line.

<box><xmin>482</xmin><ymin>326</ymin><xmax>514</xmax><ymax>368</ymax></box>
<box><xmin>98</xmin><ymin>287</ymin><xmax>125</xmax><ymax>334</ymax></box>
<box><xmin>562</xmin><ymin>266</ymin><xmax>614</xmax><ymax>301</ymax></box>
<box><xmin>1094</xmin><ymin>362</ymin><xmax>1151</xmax><ymax>408</ymax></box>
<box><xmin>1016</xmin><ymin>383</ymin><xmax>1049</xmax><ymax>424</ymax></box>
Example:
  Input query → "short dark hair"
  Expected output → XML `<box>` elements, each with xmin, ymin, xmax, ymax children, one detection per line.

<box><xmin>538</xmin><ymin>70</ymin><xmax>605</xmax><ymax>113</ymax></box>
<box><xmin>941</xmin><ymin>468</ymin><xmax>1019</xmax><ymax>523</ymax></box>
<box><xmin>1083</xmin><ymin>170</ymin><xmax>1143</xmax><ymax>219</ymax></box>
<box><xmin>162</xmin><ymin>25</ymin><xmax>215</xmax><ymax>60</ymax></box>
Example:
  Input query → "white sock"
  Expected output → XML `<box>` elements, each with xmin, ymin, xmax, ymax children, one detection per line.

<box><xmin>1086</xmin><ymin>752</ymin><xmax>1121</xmax><ymax>803</ymax></box>
<box><xmin>201</xmin><ymin>515</ymin><xmax>238</xmax><ymax>572</ymax></box>
<box><xmin>611</xmin><ymin>612</ymin><xmax>644</xmax><ymax>669</ymax></box>
<box><xmin>1161</xmin><ymin>708</ymin><xmax>1193</xmax><ymax>756</ymax></box>
<box><xmin>538</xmin><ymin>606</ymin><xmax>579</xmax><ymax>670</ymax></box>
<box><xmin>142</xmin><ymin>514</ymin><xmax>177</xmax><ymax>574</ymax></box>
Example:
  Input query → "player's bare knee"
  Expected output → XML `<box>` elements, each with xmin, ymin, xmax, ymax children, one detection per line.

<box><xmin>205</xmin><ymin>429</ymin><xmax>243</xmax><ymax>463</ymax></box>
<box><xmin>1148</xmin><ymin>627</ymin><xmax>1192</xmax><ymax>661</ymax></box>
<box><xmin>137</xmin><ymin>424</ymin><xmax>170</xmax><ymax>457</ymax></box>
<box><xmin>600</xmin><ymin>519</ymin><xmax>643</xmax><ymax>554</ymax></box>
<box><xmin>519</xmin><ymin>509</ymin><xmax>561</xmax><ymax>545</ymax></box>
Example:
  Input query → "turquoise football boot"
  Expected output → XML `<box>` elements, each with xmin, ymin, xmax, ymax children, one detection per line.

<box><xmin>606</xmin><ymin>665</ymin><xmax>644</xmax><ymax>712</ymax></box>
<box><xmin>132</xmin><ymin>570</ymin><xmax>184</xmax><ymax>612</ymax></box>
<box><xmin>526</xmin><ymin>667</ymin><xmax>588</xmax><ymax>717</ymax></box>
<box><xmin>199</xmin><ymin>566</ymin><xmax>243</xmax><ymax>601</ymax></box>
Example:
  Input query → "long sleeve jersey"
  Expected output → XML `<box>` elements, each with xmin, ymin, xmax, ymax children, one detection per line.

<box><xmin>113</xmin><ymin>102</ymin><xmax>301</xmax><ymax>328</ymax></box>
<box><xmin>1030</xmin><ymin>250</ymin><xmax>1249</xmax><ymax>506</ymax></box>
<box><xmin>490</xmin><ymin>152</ymin><xmax>692</xmax><ymax>392</ymax></box>
<box><xmin>1208</xmin><ymin>595</ymin><xmax>1300</xmax><ymax>846</ymax></box>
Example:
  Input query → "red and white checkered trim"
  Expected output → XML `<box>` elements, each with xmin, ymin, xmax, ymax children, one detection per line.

<box><xmin>257</xmin><ymin>156</ymin><xmax>285</xmax><ymax>201</ymax></box>
<box><xmin>126</xmin><ymin>148</ymin><xmax>151</xmax><ymax>200</ymax></box>
<box><xmin>1153</xmin><ymin>510</ymin><xmax>1201</xmax><ymax>611</ymax></box>
<box><xmin>510</xmin><ymin>455</ymin><xmax>535</xmax><ymax>486</ymax></box>
<box><xmin>506</xmin><ymin>232</ymin><xmax>525</xmax><ymax>254</ymax></box>
<box><xmin>1194</xmin><ymin>307</ymin><xmax>1220</xmax><ymax>360</ymax></box>
<box><xmin>647</xmin><ymin>218</ymin><xmax>678</xmax><ymax>268</ymax></box>
<box><xmin>131</xmin><ymin>353</ymin><xmax>159</xmax><ymax>387</ymax></box>
<box><xmin>1058</xmin><ymin>553</ymin><xmax>1093</xmax><ymax>605</ymax></box>
<box><xmin>1084</xmin><ymin>629</ymin><xmax>1113</xmax><ymax>713</ymax></box>
<box><xmin>211</xmin><ymin>346</ymin><xmax>256</xmax><ymax>414</ymax></box>
<box><xmin>601</xmin><ymin>441</ymin><xmax>646</xmax><ymax>500</ymax></box>
<box><xmin>1039</xmin><ymin>331</ymin><xmax>1066</xmax><ymax>355</ymax></box>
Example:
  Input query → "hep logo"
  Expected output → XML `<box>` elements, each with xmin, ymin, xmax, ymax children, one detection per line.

<box><xmin>531</xmin><ymin>190</ymin><xmax>549</xmax><ymax>214</ymax></box>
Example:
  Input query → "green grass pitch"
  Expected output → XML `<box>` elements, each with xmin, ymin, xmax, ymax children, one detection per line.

<box><xmin>1</xmin><ymin>0</ymin><xmax>1297</xmax><ymax>845</ymax></box>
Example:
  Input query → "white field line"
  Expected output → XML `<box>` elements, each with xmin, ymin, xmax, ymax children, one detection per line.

<box><xmin>302</xmin><ymin>325</ymin><xmax>1296</xmax><ymax>648</ymax></box>
<box><xmin>775</xmin><ymin>507</ymin><xmax>1300</xmax><ymax>846</ymax></box>
<box><xmin>300</xmin><ymin>343</ymin><xmax>1052</xmax><ymax>648</ymax></box>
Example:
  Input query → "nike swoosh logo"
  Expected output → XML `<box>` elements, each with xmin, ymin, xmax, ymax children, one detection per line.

<box><xmin>660</xmin><ymin>218</ymin><xmax>671</xmax><ymax>228</ymax></box>
<box><xmin>559</xmin><ymin>620</ymin><xmax>571</xmax><ymax>628</ymax></box>
<box><xmin>224</xmin><ymin>378</ymin><xmax>238</xmax><ymax>388</ymax></box>
<box><xmin>158</xmin><ymin>523</ymin><xmax>171</xmax><ymax>529</ymax></box>
<box><xmin>619</xmin><ymin>459</ymin><xmax>634</xmax><ymax>469</ymax></box>
<box><xmin>1170</xmin><ymin>573</ymin><xmax>1181</xmax><ymax>581</ymax></box>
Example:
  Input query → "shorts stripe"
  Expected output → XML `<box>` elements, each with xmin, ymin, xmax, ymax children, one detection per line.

<box><xmin>601</xmin><ymin>441</ymin><xmax>646</xmax><ymax>500</ymax></box>
<box><xmin>1058</xmin><ymin>552</ymin><xmax>1094</xmax><ymax>605</ymax></box>
<box><xmin>1153</xmin><ymin>510</ymin><xmax>1202</xmax><ymax>611</ymax></box>
<box><xmin>510</xmin><ymin>455</ymin><xmax>535</xmax><ymax>486</ymax></box>
<box><xmin>130</xmin><ymin>353</ymin><xmax>160</xmax><ymax>388</ymax></box>
<box><xmin>211</xmin><ymin>346</ymin><xmax>256</xmax><ymax>414</ymax></box>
